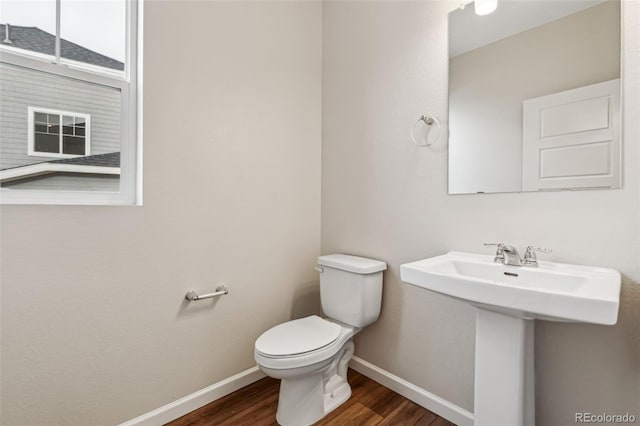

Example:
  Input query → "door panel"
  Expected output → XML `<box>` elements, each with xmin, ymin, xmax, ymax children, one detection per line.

<box><xmin>522</xmin><ymin>79</ymin><xmax>620</xmax><ymax>191</ymax></box>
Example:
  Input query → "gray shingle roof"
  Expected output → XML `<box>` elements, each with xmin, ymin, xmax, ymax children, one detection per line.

<box><xmin>0</xmin><ymin>24</ymin><xmax>124</xmax><ymax>71</ymax></box>
<box><xmin>50</xmin><ymin>152</ymin><xmax>120</xmax><ymax>167</ymax></box>
<box><xmin>0</xmin><ymin>152</ymin><xmax>121</xmax><ymax>172</ymax></box>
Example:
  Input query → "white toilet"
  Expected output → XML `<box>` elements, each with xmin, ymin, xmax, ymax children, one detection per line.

<box><xmin>254</xmin><ymin>254</ymin><xmax>386</xmax><ymax>426</ymax></box>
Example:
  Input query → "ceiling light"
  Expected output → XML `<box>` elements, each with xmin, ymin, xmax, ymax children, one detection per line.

<box><xmin>475</xmin><ymin>0</ymin><xmax>497</xmax><ymax>15</ymax></box>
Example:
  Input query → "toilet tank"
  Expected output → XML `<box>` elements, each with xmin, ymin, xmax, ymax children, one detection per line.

<box><xmin>317</xmin><ymin>254</ymin><xmax>387</xmax><ymax>328</ymax></box>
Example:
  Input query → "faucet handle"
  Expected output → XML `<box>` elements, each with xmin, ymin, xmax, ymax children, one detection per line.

<box><xmin>523</xmin><ymin>246</ymin><xmax>552</xmax><ymax>266</ymax></box>
<box><xmin>484</xmin><ymin>242</ymin><xmax>506</xmax><ymax>263</ymax></box>
<box><xmin>525</xmin><ymin>246</ymin><xmax>552</xmax><ymax>255</ymax></box>
<box><xmin>483</xmin><ymin>242</ymin><xmax>504</xmax><ymax>248</ymax></box>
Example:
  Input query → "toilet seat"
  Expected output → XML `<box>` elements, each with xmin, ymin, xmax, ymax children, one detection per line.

<box><xmin>255</xmin><ymin>315</ymin><xmax>341</xmax><ymax>357</ymax></box>
<box><xmin>255</xmin><ymin>316</ymin><xmax>356</xmax><ymax>370</ymax></box>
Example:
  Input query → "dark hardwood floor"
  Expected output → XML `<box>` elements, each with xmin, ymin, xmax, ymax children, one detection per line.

<box><xmin>167</xmin><ymin>369</ymin><xmax>456</xmax><ymax>426</ymax></box>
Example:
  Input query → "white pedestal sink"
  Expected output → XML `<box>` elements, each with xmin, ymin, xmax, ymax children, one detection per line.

<box><xmin>400</xmin><ymin>251</ymin><xmax>621</xmax><ymax>426</ymax></box>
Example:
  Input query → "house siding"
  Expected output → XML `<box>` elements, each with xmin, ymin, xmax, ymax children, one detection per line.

<box><xmin>0</xmin><ymin>62</ymin><xmax>121</xmax><ymax>171</ymax></box>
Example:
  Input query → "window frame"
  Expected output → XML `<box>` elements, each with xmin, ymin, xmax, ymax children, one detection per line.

<box><xmin>28</xmin><ymin>107</ymin><xmax>92</xmax><ymax>159</ymax></box>
<box><xmin>0</xmin><ymin>0</ymin><xmax>142</xmax><ymax>206</ymax></box>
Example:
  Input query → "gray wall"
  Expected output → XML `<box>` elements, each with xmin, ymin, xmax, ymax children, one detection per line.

<box><xmin>322</xmin><ymin>1</ymin><xmax>639</xmax><ymax>425</ymax></box>
<box><xmin>0</xmin><ymin>1</ymin><xmax>322</xmax><ymax>424</ymax></box>
<box><xmin>0</xmin><ymin>62</ymin><xmax>121</xmax><ymax>170</ymax></box>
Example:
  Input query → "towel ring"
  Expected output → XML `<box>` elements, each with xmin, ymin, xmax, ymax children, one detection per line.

<box><xmin>411</xmin><ymin>114</ymin><xmax>440</xmax><ymax>147</ymax></box>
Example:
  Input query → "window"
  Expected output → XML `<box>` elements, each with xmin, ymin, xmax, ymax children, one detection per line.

<box><xmin>29</xmin><ymin>108</ymin><xmax>91</xmax><ymax>158</ymax></box>
<box><xmin>0</xmin><ymin>0</ymin><xmax>141</xmax><ymax>205</ymax></box>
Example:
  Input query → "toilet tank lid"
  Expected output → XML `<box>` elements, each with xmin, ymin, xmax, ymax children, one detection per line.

<box><xmin>318</xmin><ymin>254</ymin><xmax>387</xmax><ymax>274</ymax></box>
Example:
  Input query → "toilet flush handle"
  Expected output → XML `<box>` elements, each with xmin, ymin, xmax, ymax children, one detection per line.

<box><xmin>314</xmin><ymin>266</ymin><xmax>324</xmax><ymax>273</ymax></box>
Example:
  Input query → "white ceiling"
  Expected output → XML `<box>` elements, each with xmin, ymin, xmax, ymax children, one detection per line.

<box><xmin>449</xmin><ymin>0</ymin><xmax>607</xmax><ymax>58</ymax></box>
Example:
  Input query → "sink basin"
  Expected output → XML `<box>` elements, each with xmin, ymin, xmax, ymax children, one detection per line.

<box><xmin>400</xmin><ymin>251</ymin><xmax>621</xmax><ymax>325</ymax></box>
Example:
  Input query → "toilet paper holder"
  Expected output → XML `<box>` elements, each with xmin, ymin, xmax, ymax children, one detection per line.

<box><xmin>185</xmin><ymin>285</ymin><xmax>229</xmax><ymax>301</ymax></box>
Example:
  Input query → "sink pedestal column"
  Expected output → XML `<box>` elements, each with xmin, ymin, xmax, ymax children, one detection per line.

<box><xmin>474</xmin><ymin>309</ymin><xmax>535</xmax><ymax>426</ymax></box>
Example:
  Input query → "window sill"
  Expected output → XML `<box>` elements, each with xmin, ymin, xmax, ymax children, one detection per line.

<box><xmin>0</xmin><ymin>188</ymin><xmax>140</xmax><ymax>206</ymax></box>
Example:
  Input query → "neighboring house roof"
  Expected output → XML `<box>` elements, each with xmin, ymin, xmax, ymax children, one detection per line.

<box><xmin>0</xmin><ymin>24</ymin><xmax>124</xmax><ymax>71</ymax></box>
<box><xmin>49</xmin><ymin>152</ymin><xmax>120</xmax><ymax>168</ymax></box>
<box><xmin>0</xmin><ymin>152</ymin><xmax>121</xmax><ymax>183</ymax></box>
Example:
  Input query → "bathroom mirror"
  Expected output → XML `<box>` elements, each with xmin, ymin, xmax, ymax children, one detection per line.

<box><xmin>448</xmin><ymin>0</ymin><xmax>621</xmax><ymax>194</ymax></box>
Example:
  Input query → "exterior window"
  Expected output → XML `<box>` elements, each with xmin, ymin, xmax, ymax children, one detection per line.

<box><xmin>29</xmin><ymin>108</ymin><xmax>91</xmax><ymax>157</ymax></box>
<box><xmin>0</xmin><ymin>0</ymin><xmax>140</xmax><ymax>205</ymax></box>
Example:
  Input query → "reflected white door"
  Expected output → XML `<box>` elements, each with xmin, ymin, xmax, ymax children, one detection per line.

<box><xmin>522</xmin><ymin>79</ymin><xmax>620</xmax><ymax>191</ymax></box>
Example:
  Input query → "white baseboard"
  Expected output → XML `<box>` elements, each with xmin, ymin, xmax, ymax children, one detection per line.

<box><xmin>120</xmin><ymin>357</ymin><xmax>473</xmax><ymax>426</ymax></box>
<box><xmin>119</xmin><ymin>366</ymin><xmax>266</xmax><ymax>426</ymax></box>
<box><xmin>350</xmin><ymin>356</ymin><xmax>474</xmax><ymax>426</ymax></box>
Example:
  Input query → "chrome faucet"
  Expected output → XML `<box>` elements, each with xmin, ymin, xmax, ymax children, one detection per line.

<box><xmin>484</xmin><ymin>243</ymin><xmax>551</xmax><ymax>267</ymax></box>
<box><xmin>485</xmin><ymin>243</ymin><xmax>522</xmax><ymax>265</ymax></box>
<box><xmin>500</xmin><ymin>244</ymin><xmax>523</xmax><ymax>266</ymax></box>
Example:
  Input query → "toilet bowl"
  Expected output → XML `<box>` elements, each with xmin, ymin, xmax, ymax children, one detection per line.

<box><xmin>254</xmin><ymin>254</ymin><xmax>386</xmax><ymax>426</ymax></box>
<box><xmin>255</xmin><ymin>315</ymin><xmax>358</xmax><ymax>426</ymax></box>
